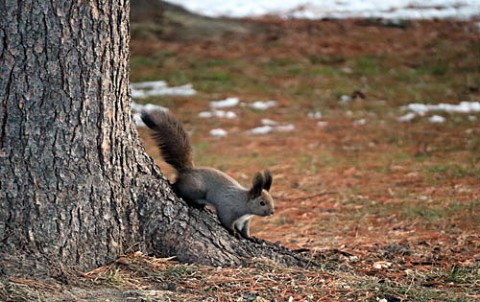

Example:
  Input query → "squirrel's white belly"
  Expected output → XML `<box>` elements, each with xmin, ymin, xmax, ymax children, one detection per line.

<box><xmin>234</xmin><ymin>214</ymin><xmax>252</xmax><ymax>230</ymax></box>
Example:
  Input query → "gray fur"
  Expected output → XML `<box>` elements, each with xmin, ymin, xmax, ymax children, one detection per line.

<box><xmin>173</xmin><ymin>167</ymin><xmax>274</xmax><ymax>237</ymax></box>
<box><xmin>142</xmin><ymin>111</ymin><xmax>275</xmax><ymax>239</ymax></box>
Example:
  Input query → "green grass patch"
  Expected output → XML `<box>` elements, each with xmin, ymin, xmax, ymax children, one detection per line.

<box><xmin>426</xmin><ymin>164</ymin><xmax>480</xmax><ymax>180</ymax></box>
<box><xmin>354</xmin><ymin>55</ymin><xmax>385</xmax><ymax>76</ymax></box>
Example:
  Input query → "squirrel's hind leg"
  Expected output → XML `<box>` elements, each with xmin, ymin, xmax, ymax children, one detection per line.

<box><xmin>183</xmin><ymin>197</ymin><xmax>207</xmax><ymax>210</ymax></box>
<box><xmin>172</xmin><ymin>182</ymin><xmax>207</xmax><ymax>209</ymax></box>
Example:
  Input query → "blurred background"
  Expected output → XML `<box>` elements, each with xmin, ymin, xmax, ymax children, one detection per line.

<box><xmin>130</xmin><ymin>0</ymin><xmax>480</xmax><ymax>298</ymax></box>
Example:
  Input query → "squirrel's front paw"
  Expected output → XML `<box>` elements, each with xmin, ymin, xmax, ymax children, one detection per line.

<box><xmin>227</xmin><ymin>229</ymin><xmax>241</xmax><ymax>239</ymax></box>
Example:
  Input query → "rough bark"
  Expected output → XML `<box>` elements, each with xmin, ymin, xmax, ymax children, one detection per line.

<box><xmin>0</xmin><ymin>0</ymin><xmax>309</xmax><ymax>277</ymax></box>
<box><xmin>0</xmin><ymin>0</ymin><xmax>147</xmax><ymax>275</ymax></box>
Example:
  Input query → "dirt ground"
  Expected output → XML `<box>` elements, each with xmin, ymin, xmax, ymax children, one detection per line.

<box><xmin>2</xmin><ymin>16</ymin><xmax>479</xmax><ymax>302</ymax></box>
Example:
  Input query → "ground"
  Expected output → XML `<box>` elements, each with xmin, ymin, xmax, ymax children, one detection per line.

<box><xmin>132</xmin><ymin>16</ymin><xmax>480</xmax><ymax>301</ymax></box>
<box><xmin>2</xmin><ymin>16</ymin><xmax>480</xmax><ymax>301</ymax></box>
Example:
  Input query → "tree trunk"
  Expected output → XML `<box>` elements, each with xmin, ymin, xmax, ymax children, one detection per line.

<box><xmin>0</xmin><ymin>0</ymin><xmax>307</xmax><ymax>277</ymax></box>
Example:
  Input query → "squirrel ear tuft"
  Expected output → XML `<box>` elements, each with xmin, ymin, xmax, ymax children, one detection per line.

<box><xmin>249</xmin><ymin>171</ymin><xmax>265</xmax><ymax>198</ymax></box>
<box><xmin>263</xmin><ymin>170</ymin><xmax>272</xmax><ymax>191</ymax></box>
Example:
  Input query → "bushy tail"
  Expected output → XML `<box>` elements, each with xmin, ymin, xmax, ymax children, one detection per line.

<box><xmin>141</xmin><ymin>110</ymin><xmax>194</xmax><ymax>172</ymax></box>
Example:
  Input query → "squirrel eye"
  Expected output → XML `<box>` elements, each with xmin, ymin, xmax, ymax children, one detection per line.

<box><xmin>260</xmin><ymin>201</ymin><xmax>266</xmax><ymax>206</ymax></box>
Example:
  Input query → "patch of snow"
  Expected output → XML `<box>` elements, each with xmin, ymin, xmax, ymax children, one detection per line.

<box><xmin>261</xmin><ymin>118</ymin><xmax>278</xmax><ymax>125</ymax></box>
<box><xmin>198</xmin><ymin>110</ymin><xmax>237</xmax><ymax>119</ymax></box>
<box><xmin>164</xmin><ymin>0</ymin><xmax>480</xmax><ymax>20</ymax></box>
<box><xmin>428</xmin><ymin>115</ymin><xmax>446</xmax><ymax>123</ymax></box>
<box><xmin>250</xmin><ymin>122</ymin><xmax>295</xmax><ymax>134</ymax></box>
<box><xmin>130</xmin><ymin>81</ymin><xmax>196</xmax><ymax>98</ymax></box>
<box><xmin>210</xmin><ymin>128</ymin><xmax>228</xmax><ymax>137</ymax></box>
<box><xmin>354</xmin><ymin>118</ymin><xmax>367</xmax><ymax>126</ymax></box>
<box><xmin>308</xmin><ymin>111</ymin><xmax>322</xmax><ymax>119</ymax></box>
<box><xmin>223</xmin><ymin>111</ymin><xmax>238</xmax><ymax>119</ymax></box>
<box><xmin>398</xmin><ymin>112</ymin><xmax>416</xmax><ymax>122</ymax></box>
<box><xmin>406</xmin><ymin>103</ymin><xmax>429</xmax><ymax>114</ymax></box>
<box><xmin>407</xmin><ymin>101</ymin><xmax>480</xmax><ymax>114</ymax></box>
<box><xmin>400</xmin><ymin>101</ymin><xmax>480</xmax><ymax>123</ymax></box>
<box><xmin>210</xmin><ymin>97</ymin><xmax>240</xmax><ymax>108</ymax></box>
<box><xmin>131</xmin><ymin>102</ymin><xmax>169</xmax><ymax>113</ymax></box>
<box><xmin>250</xmin><ymin>125</ymin><xmax>274</xmax><ymax>134</ymax></box>
<box><xmin>339</xmin><ymin>95</ymin><xmax>352</xmax><ymax>104</ymax></box>
<box><xmin>198</xmin><ymin>111</ymin><xmax>214</xmax><ymax>118</ymax></box>
<box><xmin>317</xmin><ymin>121</ymin><xmax>328</xmax><ymax>127</ymax></box>
<box><xmin>276</xmin><ymin>124</ymin><xmax>295</xmax><ymax>132</ymax></box>
<box><xmin>468</xmin><ymin>115</ymin><xmax>478</xmax><ymax>121</ymax></box>
<box><xmin>248</xmin><ymin>100</ymin><xmax>277</xmax><ymax>110</ymax></box>
<box><xmin>208</xmin><ymin>98</ymin><xmax>278</xmax><ymax>111</ymax></box>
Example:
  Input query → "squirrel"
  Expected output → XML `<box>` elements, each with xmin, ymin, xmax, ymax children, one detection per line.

<box><xmin>141</xmin><ymin>110</ymin><xmax>275</xmax><ymax>239</ymax></box>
